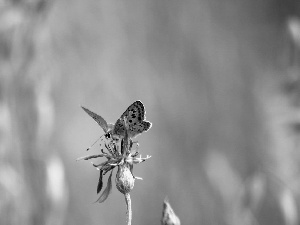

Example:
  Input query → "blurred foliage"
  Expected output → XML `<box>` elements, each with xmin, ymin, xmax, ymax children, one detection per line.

<box><xmin>1</xmin><ymin>0</ymin><xmax>300</xmax><ymax>225</ymax></box>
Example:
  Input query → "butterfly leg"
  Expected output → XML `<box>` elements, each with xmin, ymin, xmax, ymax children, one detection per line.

<box><xmin>104</xmin><ymin>143</ymin><xmax>115</xmax><ymax>156</ymax></box>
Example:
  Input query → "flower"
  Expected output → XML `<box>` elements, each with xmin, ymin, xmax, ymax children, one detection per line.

<box><xmin>77</xmin><ymin>117</ymin><xmax>151</xmax><ymax>203</ymax></box>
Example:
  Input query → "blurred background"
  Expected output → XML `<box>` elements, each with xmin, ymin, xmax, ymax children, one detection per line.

<box><xmin>1</xmin><ymin>0</ymin><xmax>300</xmax><ymax>224</ymax></box>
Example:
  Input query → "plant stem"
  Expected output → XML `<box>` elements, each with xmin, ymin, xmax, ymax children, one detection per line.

<box><xmin>125</xmin><ymin>193</ymin><xmax>132</xmax><ymax>225</ymax></box>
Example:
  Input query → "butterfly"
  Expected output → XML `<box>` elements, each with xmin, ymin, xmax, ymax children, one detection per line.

<box><xmin>81</xmin><ymin>101</ymin><xmax>152</xmax><ymax>141</ymax></box>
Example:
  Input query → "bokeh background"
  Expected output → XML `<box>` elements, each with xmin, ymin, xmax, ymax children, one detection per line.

<box><xmin>1</xmin><ymin>0</ymin><xmax>300</xmax><ymax>224</ymax></box>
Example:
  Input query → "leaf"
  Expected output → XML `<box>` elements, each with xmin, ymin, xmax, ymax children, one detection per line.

<box><xmin>95</xmin><ymin>169</ymin><xmax>113</xmax><ymax>203</ymax></box>
<box><xmin>97</xmin><ymin>170</ymin><xmax>103</xmax><ymax>194</ymax></box>
<box><xmin>81</xmin><ymin>106</ymin><xmax>108</xmax><ymax>132</ymax></box>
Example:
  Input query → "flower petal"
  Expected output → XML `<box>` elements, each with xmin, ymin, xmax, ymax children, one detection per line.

<box><xmin>95</xmin><ymin>169</ymin><xmax>113</xmax><ymax>203</ymax></box>
<box><xmin>76</xmin><ymin>154</ymin><xmax>107</xmax><ymax>161</ymax></box>
<box><xmin>97</xmin><ymin>170</ymin><xmax>103</xmax><ymax>194</ymax></box>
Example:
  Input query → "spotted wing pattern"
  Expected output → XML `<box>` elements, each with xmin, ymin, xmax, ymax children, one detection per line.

<box><xmin>113</xmin><ymin>101</ymin><xmax>151</xmax><ymax>138</ymax></box>
<box><xmin>81</xmin><ymin>106</ymin><xmax>108</xmax><ymax>133</ymax></box>
<box><xmin>121</xmin><ymin>100</ymin><xmax>145</xmax><ymax>121</ymax></box>
<box><xmin>129</xmin><ymin>121</ymin><xmax>151</xmax><ymax>137</ymax></box>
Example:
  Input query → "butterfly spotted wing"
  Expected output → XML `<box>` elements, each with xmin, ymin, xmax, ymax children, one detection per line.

<box><xmin>81</xmin><ymin>106</ymin><xmax>109</xmax><ymax>133</ymax></box>
<box><xmin>130</xmin><ymin>121</ymin><xmax>152</xmax><ymax>135</ymax></box>
<box><xmin>113</xmin><ymin>101</ymin><xmax>152</xmax><ymax>138</ymax></box>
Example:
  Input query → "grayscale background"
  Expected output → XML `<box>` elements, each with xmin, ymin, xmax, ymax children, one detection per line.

<box><xmin>1</xmin><ymin>0</ymin><xmax>300</xmax><ymax>224</ymax></box>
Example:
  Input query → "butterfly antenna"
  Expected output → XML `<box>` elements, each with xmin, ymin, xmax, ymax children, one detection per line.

<box><xmin>86</xmin><ymin>134</ymin><xmax>104</xmax><ymax>151</ymax></box>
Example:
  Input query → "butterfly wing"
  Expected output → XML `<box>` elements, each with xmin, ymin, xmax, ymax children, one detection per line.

<box><xmin>81</xmin><ymin>106</ymin><xmax>108</xmax><ymax>132</ymax></box>
<box><xmin>113</xmin><ymin>101</ymin><xmax>152</xmax><ymax>138</ymax></box>
<box><xmin>113</xmin><ymin>101</ymin><xmax>144</xmax><ymax>137</ymax></box>
<box><xmin>121</xmin><ymin>100</ymin><xmax>145</xmax><ymax>121</ymax></box>
<box><xmin>129</xmin><ymin>121</ymin><xmax>152</xmax><ymax>138</ymax></box>
<box><xmin>113</xmin><ymin>118</ymin><xmax>126</xmax><ymax>137</ymax></box>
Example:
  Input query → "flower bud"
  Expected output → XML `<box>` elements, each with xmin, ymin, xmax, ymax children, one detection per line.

<box><xmin>161</xmin><ymin>198</ymin><xmax>181</xmax><ymax>225</ymax></box>
<box><xmin>115</xmin><ymin>164</ymin><xmax>135</xmax><ymax>194</ymax></box>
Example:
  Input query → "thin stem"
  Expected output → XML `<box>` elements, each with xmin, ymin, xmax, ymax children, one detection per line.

<box><xmin>125</xmin><ymin>193</ymin><xmax>132</xmax><ymax>225</ymax></box>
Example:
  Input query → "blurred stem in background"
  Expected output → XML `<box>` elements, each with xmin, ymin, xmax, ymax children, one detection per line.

<box><xmin>0</xmin><ymin>1</ymin><xmax>67</xmax><ymax>225</ymax></box>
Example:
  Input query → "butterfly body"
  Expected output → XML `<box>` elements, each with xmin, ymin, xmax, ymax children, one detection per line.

<box><xmin>82</xmin><ymin>101</ymin><xmax>151</xmax><ymax>141</ymax></box>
